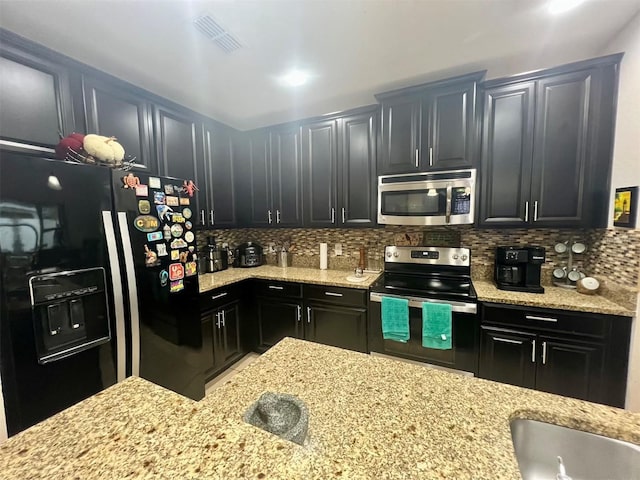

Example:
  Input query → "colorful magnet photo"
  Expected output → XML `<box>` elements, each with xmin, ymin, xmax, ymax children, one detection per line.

<box><xmin>122</xmin><ymin>173</ymin><xmax>140</xmax><ymax>189</ymax></box>
<box><xmin>164</xmin><ymin>184</ymin><xmax>174</xmax><ymax>195</ymax></box>
<box><xmin>134</xmin><ymin>215</ymin><xmax>160</xmax><ymax>232</ymax></box>
<box><xmin>169</xmin><ymin>263</ymin><xmax>185</xmax><ymax>281</ymax></box>
<box><xmin>170</xmin><ymin>250</ymin><xmax>180</xmax><ymax>260</ymax></box>
<box><xmin>185</xmin><ymin>221</ymin><xmax>193</xmax><ymax>230</ymax></box>
<box><xmin>185</xmin><ymin>261</ymin><xmax>197</xmax><ymax>276</ymax></box>
<box><xmin>149</xmin><ymin>177</ymin><xmax>161</xmax><ymax>189</ymax></box>
<box><xmin>156</xmin><ymin>204</ymin><xmax>173</xmax><ymax>221</ymax></box>
<box><xmin>147</xmin><ymin>231</ymin><xmax>163</xmax><ymax>242</ymax></box>
<box><xmin>154</xmin><ymin>192</ymin><xmax>166</xmax><ymax>204</ymax></box>
<box><xmin>166</xmin><ymin>196</ymin><xmax>179</xmax><ymax>207</ymax></box>
<box><xmin>170</xmin><ymin>238</ymin><xmax>187</xmax><ymax>249</ymax></box>
<box><xmin>135</xmin><ymin>185</ymin><xmax>148</xmax><ymax>197</ymax></box>
<box><xmin>182</xmin><ymin>208</ymin><xmax>192</xmax><ymax>219</ymax></box>
<box><xmin>138</xmin><ymin>200</ymin><xmax>151</xmax><ymax>214</ymax></box>
<box><xmin>159</xmin><ymin>270</ymin><xmax>169</xmax><ymax>287</ymax></box>
<box><xmin>179</xmin><ymin>197</ymin><xmax>190</xmax><ymax>206</ymax></box>
<box><xmin>156</xmin><ymin>244</ymin><xmax>168</xmax><ymax>256</ymax></box>
<box><xmin>184</xmin><ymin>231</ymin><xmax>195</xmax><ymax>243</ymax></box>
<box><xmin>144</xmin><ymin>245</ymin><xmax>160</xmax><ymax>267</ymax></box>
<box><xmin>169</xmin><ymin>279</ymin><xmax>184</xmax><ymax>293</ymax></box>
<box><xmin>170</xmin><ymin>224</ymin><xmax>183</xmax><ymax>237</ymax></box>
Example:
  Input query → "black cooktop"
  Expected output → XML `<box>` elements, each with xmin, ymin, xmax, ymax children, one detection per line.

<box><xmin>371</xmin><ymin>272</ymin><xmax>477</xmax><ymax>303</ymax></box>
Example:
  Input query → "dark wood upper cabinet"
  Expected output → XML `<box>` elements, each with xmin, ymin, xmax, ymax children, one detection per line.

<box><xmin>379</xmin><ymin>96</ymin><xmax>420</xmax><ymax>174</ymax></box>
<box><xmin>202</xmin><ymin>123</ymin><xmax>236</xmax><ymax>228</ymax></box>
<box><xmin>339</xmin><ymin>110</ymin><xmax>377</xmax><ymax>227</ymax></box>
<box><xmin>81</xmin><ymin>75</ymin><xmax>153</xmax><ymax>170</ymax></box>
<box><xmin>0</xmin><ymin>45</ymin><xmax>74</xmax><ymax>153</ymax></box>
<box><xmin>238</xmin><ymin>131</ymin><xmax>271</xmax><ymax>227</ymax></box>
<box><xmin>270</xmin><ymin>125</ymin><xmax>303</xmax><ymax>227</ymax></box>
<box><xmin>302</xmin><ymin>119</ymin><xmax>338</xmax><ymax>227</ymax></box>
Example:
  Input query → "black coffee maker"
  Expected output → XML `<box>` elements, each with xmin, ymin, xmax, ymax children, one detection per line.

<box><xmin>495</xmin><ymin>246</ymin><xmax>545</xmax><ymax>293</ymax></box>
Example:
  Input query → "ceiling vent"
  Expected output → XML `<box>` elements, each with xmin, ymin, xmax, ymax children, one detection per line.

<box><xmin>193</xmin><ymin>14</ymin><xmax>242</xmax><ymax>54</ymax></box>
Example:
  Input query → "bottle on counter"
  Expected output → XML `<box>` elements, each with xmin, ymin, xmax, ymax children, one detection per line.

<box><xmin>205</xmin><ymin>236</ymin><xmax>218</xmax><ymax>273</ymax></box>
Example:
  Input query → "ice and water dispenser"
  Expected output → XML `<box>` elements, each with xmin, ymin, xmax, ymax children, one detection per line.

<box><xmin>29</xmin><ymin>268</ymin><xmax>111</xmax><ymax>364</ymax></box>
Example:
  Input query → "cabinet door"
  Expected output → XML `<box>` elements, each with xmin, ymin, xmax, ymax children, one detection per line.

<box><xmin>215</xmin><ymin>302</ymin><xmax>243</xmax><ymax>367</ymax></box>
<box><xmin>379</xmin><ymin>97</ymin><xmax>420</xmax><ymax>174</ymax></box>
<box><xmin>302</xmin><ymin>120</ymin><xmax>338</xmax><ymax>227</ymax></box>
<box><xmin>271</xmin><ymin>125</ymin><xmax>303</xmax><ymax>226</ymax></box>
<box><xmin>530</xmin><ymin>71</ymin><xmax>593</xmax><ymax>226</ymax></box>
<box><xmin>305</xmin><ymin>303</ymin><xmax>367</xmax><ymax>353</ymax></box>
<box><xmin>535</xmin><ymin>337</ymin><xmax>605</xmax><ymax>403</ymax></box>
<box><xmin>201</xmin><ymin>313</ymin><xmax>216</xmax><ymax>376</ymax></box>
<box><xmin>339</xmin><ymin>111</ymin><xmax>377</xmax><ymax>227</ymax></box>
<box><xmin>0</xmin><ymin>46</ymin><xmax>74</xmax><ymax>151</ymax></box>
<box><xmin>256</xmin><ymin>298</ymin><xmax>302</xmax><ymax>352</ymax></box>
<box><xmin>479</xmin><ymin>326</ymin><xmax>536</xmax><ymax>389</ymax></box>
<box><xmin>243</xmin><ymin>131</ymin><xmax>272</xmax><ymax>226</ymax></box>
<box><xmin>479</xmin><ymin>83</ymin><xmax>535</xmax><ymax>226</ymax></box>
<box><xmin>423</xmin><ymin>82</ymin><xmax>475</xmax><ymax>170</ymax></box>
<box><xmin>82</xmin><ymin>75</ymin><xmax>153</xmax><ymax>171</ymax></box>
<box><xmin>203</xmin><ymin>124</ymin><xmax>236</xmax><ymax>228</ymax></box>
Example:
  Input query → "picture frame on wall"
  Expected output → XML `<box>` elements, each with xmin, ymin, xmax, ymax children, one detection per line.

<box><xmin>613</xmin><ymin>186</ymin><xmax>638</xmax><ymax>228</ymax></box>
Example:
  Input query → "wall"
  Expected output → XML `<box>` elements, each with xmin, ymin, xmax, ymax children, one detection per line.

<box><xmin>600</xmin><ymin>11</ymin><xmax>640</xmax><ymax>412</ymax></box>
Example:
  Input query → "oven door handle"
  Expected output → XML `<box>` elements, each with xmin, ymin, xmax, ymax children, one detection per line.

<box><xmin>369</xmin><ymin>292</ymin><xmax>477</xmax><ymax>314</ymax></box>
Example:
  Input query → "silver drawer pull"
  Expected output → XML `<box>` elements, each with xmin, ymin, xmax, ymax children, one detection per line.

<box><xmin>493</xmin><ymin>337</ymin><xmax>523</xmax><ymax>345</ymax></box>
<box><xmin>268</xmin><ymin>285</ymin><xmax>284</xmax><ymax>290</ymax></box>
<box><xmin>525</xmin><ymin>315</ymin><xmax>558</xmax><ymax>323</ymax></box>
<box><xmin>531</xmin><ymin>339</ymin><xmax>536</xmax><ymax>363</ymax></box>
<box><xmin>210</xmin><ymin>292</ymin><xmax>228</xmax><ymax>301</ymax></box>
<box><xmin>325</xmin><ymin>292</ymin><xmax>343</xmax><ymax>297</ymax></box>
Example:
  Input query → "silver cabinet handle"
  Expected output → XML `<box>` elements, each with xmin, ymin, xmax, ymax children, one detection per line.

<box><xmin>200</xmin><ymin>209</ymin><xmax>206</xmax><ymax>224</ymax></box>
<box><xmin>445</xmin><ymin>185</ymin><xmax>452</xmax><ymax>224</ymax></box>
<box><xmin>429</xmin><ymin>147</ymin><xmax>433</xmax><ymax>167</ymax></box>
<box><xmin>493</xmin><ymin>337</ymin><xmax>523</xmax><ymax>345</ymax></box>
<box><xmin>531</xmin><ymin>339</ymin><xmax>536</xmax><ymax>363</ymax></box>
<box><xmin>210</xmin><ymin>209</ymin><xmax>215</xmax><ymax>225</ymax></box>
<box><xmin>524</xmin><ymin>201</ymin><xmax>529</xmax><ymax>222</ymax></box>
<box><xmin>325</xmin><ymin>292</ymin><xmax>343</xmax><ymax>297</ymax></box>
<box><xmin>211</xmin><ymin>292</ymin><xmax>228</xmax><ymax>301</ymax></box>
<box><xmin>306</xmin><ymin>306</ymin><xmax>311</xmax><ymax>324</ymax></box>
<box><xmin>414</xmin><ymin>148</ymin><xmax>419</xmax><ymax>168</ymax></box>
<box><xmin>331</xmin><ymin>207</ymin><xmax>335</xmax><ymax>224</ymax></box>
<box><xmin>542</xmin><ymin>341</ymin><xmax>547</xmax><ymax>365</ymax></box>
<box><xmin>525</xmin><ymin>315</ymin><xmax>558</xmax><ymax>323</ymax></box>
<box><xmin>276</xmin><ymin>209</ymin><xmax>281</xmax><ymax>224</ymax></box>
<box><xmin>533</xmin><ymin>201</ymin><xmax>538</xmax><ymax>221</ymax></box>
<box><xmin>215</xmin><ymin>311</ymin><xmax>221</xmax><ymax>329</ymax></box>
<box><xmin>296</xmin><ymin>305</ymin><xmax>301</xmax><ymax>322</ymax></box>
<box><xmin>221</xmin><ymin>310</ymin><xmax>226</xmax><ymax>328</ymax></box>
<box><xmin>268</xmin><ymin>285</ymin><xmax>284</xmax><ymax>290</ymax></box>
<box><xmin>341</xmin><ymin>207</ymin><xmax>346</xmax><ymax>223</ymax></box>
<box><xmin>268</xmin><ymin>210</ymin><xmax>272</xmax><ymax>224</ymax></box>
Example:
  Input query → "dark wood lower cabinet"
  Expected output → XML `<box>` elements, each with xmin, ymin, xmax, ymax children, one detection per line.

<box><xmin>201</xmin><ymin>299</ymin><xmax>244</xmax><ymax>381</ymax></box>
<box><xmin>305</xmin><ymin>302</ymin><xmax>367</xmax><ymax>353</ymax></box>
<box><xmin>479</xmin><ymin>326</ymin><xmax>536</xmax><ymax>389</ymax></box>
<box><xmin>256</xmin><ymin>297</ymin><xmax>302</xmax><ymax>352</ymax></box>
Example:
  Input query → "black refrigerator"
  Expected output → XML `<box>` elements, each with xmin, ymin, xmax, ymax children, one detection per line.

<box><xmin>0</xmin><ymin>154</ymin><xmax>204</xmax><ymax>438</ymax></box>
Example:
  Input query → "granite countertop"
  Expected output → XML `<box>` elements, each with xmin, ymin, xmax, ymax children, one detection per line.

<box><xmin>198</xmin><ymin>265</ymin><xmax>382</xmax><ymax>293</ymax></box>
<box><xmin>2</xmin><ymin>338</ymin><xmax>640</xmax><ymax>479</ymax></box>
<box><xmin>473</xmin><ymin>279</ymin><xmax>636</xmax><ymax>317</ymax></box>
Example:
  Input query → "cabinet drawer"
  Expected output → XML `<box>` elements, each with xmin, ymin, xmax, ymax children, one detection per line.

<box><xmin>303</xmin><ymin>285</ymin><xmax>367</xmax><ymax>307</ymax></box>
<box><xmin>200</xmin><ymin>285</ymin><xmax>240</xmax><ymax>312</ymax></box>
<box><xmin>254</xmin><ymin>280</ymin><xmax>302</xmax><ymax>298</ymax></box>
<box><xmin>482</xmin><ymin>303</ymin><xmax>608</xmax><ymax>339</ymax></box>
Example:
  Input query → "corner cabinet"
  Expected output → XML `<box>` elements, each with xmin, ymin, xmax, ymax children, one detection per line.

<box><xmin>479</xmin><ymin>55</ymin><xmax>621</xmax><ymax>228</ymax></box>
<box><xmin>376</xmin><ymin>71</ymin><xmax>484</xmax><ymax>174</ymax></box>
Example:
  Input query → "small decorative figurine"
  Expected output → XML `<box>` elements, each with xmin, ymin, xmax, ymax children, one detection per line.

<box><xmin>123</xmin><ymin>173</ymin><xmax>141</xmax><ymax>189</ymax></box>
<box><xmin>182</xmin><ymin>180</ymin><xmax>199</xmax><ymax>197</ymax></box>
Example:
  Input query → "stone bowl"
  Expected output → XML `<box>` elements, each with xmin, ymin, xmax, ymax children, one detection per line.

<box><xmin>243</xmin><ymin>392</ymin><xmax>309</xmax><ymax>446</ymax></box>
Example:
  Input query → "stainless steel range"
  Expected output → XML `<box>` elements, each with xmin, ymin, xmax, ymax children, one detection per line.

<box><xmin>369</xmin><ymin>246</ymin><xmax>479</xmax><ymax>375</ymax></box>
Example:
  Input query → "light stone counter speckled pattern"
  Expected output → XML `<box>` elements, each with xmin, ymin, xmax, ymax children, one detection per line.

<box><xmin>198</xmin><ymin>265</ymin><xmax>381</xmax><ymax>293</ymax></box>
<box><xmin>474</xmin><ymin>279</ymin><xmax>636</xmax><ymax>317</ymax></box>
<box><xmin>2</xmin><ymin>338</ymin><xmax>640</xmax><ymax>480</ymax></box>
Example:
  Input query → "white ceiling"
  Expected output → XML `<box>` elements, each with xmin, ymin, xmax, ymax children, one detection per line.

<box><xmin>1</xmin><ymin>0</ymin><xmax>639</xmax><ymax>130</ymax></box>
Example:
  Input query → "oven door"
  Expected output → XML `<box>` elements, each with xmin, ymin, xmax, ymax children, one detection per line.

<box><xmin>368</xmin><ymin>293</ymin><xmax>479</xmax><ymax>375</ymax></box>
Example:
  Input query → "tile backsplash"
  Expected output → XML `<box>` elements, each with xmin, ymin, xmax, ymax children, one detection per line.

<box><xmin>198</xmin><ymin>226</ymin><xmax>640</xmax><ymax>289</ymax></box>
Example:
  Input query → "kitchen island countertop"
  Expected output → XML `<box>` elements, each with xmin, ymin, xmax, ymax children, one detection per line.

<box><xmin>2</xmin><ymin>338</ymin><xmax>639</xmax><ymax>479</ymax></box>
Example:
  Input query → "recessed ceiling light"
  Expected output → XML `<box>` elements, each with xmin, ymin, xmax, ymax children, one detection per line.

<box><xmin>278</xmin><ymin>69</ymin><xmax>311</xmax><ymax>87</ymax></box>
<box><xmin>547</xmin><ymin>0</ymin><xmax>586</xmax><ymax>14</ymax></box>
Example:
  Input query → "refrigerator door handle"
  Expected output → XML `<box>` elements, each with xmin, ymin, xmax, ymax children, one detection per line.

<box><xmin>102</xmin><ymin>211</ymin><xmax>127</xmax><ymax>382</ymax></box>
<box><xmin>117</xmin><ymin>212</ymin><xmax>141</xmax><ymax>377</ymax></box>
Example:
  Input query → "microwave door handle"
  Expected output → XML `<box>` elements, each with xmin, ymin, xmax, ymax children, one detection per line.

<box><xmin>445</xmin><ymin>185</ymin><xmax>452</xmax><ymax>224</ymax></box>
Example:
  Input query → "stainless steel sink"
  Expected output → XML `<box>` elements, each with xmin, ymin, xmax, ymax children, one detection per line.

<box><xmin>510</xmin><ymin>418</ymin><xmax>640</xmax><ymax>480</ymax></box>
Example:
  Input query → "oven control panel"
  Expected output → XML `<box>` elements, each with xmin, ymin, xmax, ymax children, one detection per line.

<box><xmin>385</xmin><ymin>246</ymin><xmax>470</xmax><ymax>267</ymax></box>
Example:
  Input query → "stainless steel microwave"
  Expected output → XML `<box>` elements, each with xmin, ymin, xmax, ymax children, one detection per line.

<box><xmin>377</xmin><ymin>169</ymin><xmax>476</xmax><ymax>226</ymax></box>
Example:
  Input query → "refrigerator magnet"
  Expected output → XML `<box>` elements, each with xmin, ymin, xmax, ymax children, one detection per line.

<box><xmin>170</xmin><ymin>280</ymin><xmax>184</xmax><ymax>293</ymax></box>
<box><xmin>171</xmin><ymin>213</ymin><xmax>185</xmax><ymax>223</ymax></box>
<box><xmin>156</xmin><ymin>244</ymin><xmax>168</xmax><ymax>256</ymax></box>
<box><xmin>163</xmin><ymin>224</ymin><xmax>172</xmax><ymax>241</ymax></box>
<box><xmin>135</xmin><ymin>185</ymin><xmax>149</xmax><ymax>197</ymax></box>
<box><xmin>185</xmin><ymin>221</ymin><xmax>193</xmax><ymax>230</ymax></box>
<box><xmin>156</xmin><ymin>204</ymin><xmax>173</xmax><ymax>221</ymax></box>
<box><xmin>188</xmin><ymin>246</ymin><xmax>195</xmax><ymax>253</ymax></box>
<box><xmin>182</xmin><ymin>180</ymin><xmax>199</xmax><ymax>197</ymax></box>
<box><xmin>154</xmin><ymin>192</ymin><xmax>166</xmax><ymax>204</ymax></box>
<box><xmin>179</xmin><ymin>251</ymin><xmax>189</xmax><ymax>263</ymax></box>
<box><xmin>185</xmin><ymin>231</ymin><xmax>195</xmax><ymax>243</ymax></box>
<box><xmin>159</xmin><ymin>270</ymin><xmax>169</xmax><ymax>287</ymax></box>
<box><xmin>147</xmin><ymin>231</ymin><xmax>163</xmax><ymax>242</ymax></box>
<box><xmin>166</xmin><ymin>196</ymin><xmax>179</xmax><ymax>207</ymax></box>
<box><xmin>144</xmin><ymin>245</ymin><xmax>160</xmax><ymax>267</ymax></box>
<box><xmin>170</xmin><ymin>250</ymin><xmax>180</xmax><ymax>260</ymax></box>
<box><xmin>122</xmin><ymin>173</ymin><xmax>140</xmax><ymax>189</ymax></box>
<box><xmin>185</xmin><ymin>261</ymin><xmax>197</xmax><ymax>276</ymax></box>
<box><xmin>170</xmin><ymin>238</ymin><xmax>187</xmax><ymax>249</ymax></box>
<box><xmin>179</xmin><ymin>197</ymin><xmax>190</xmax><ymax>206</ymax></box>
<box><xmin>138</xmin><ymin>200</ymin><xmax>151</xmax><ymax>214</ymax></box>
<box><xmin>169</xmin><ymin>263</ymin><xmax>185</xmax><ymax>281</ymax></box>
<box><xmin>182</xmin><ymin>208</ymin><xmax>192</xmax><ymax>219</ymax></box>
<box><xmin>170</xmin><ymin>224</ymin><xmax>183</xmax><ymax>237</ymax></box>
<box><xmin>164</xmin><ymin>184</ymin><xmax>174</xmax><ymax>195</ymax></box>
<box><xmin>134</xmin><ymin>215</ymin><xmax>160</xmax><ymax>232</ymax></box>
<box><xmin>149</xmin><ymin>177</ymin><xmax>161</xmax><ymax>189</ymax></box>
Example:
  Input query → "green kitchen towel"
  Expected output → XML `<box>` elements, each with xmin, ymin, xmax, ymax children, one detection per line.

<box><xmin>422</xmin><ymin>302</ymin><xmax>452</xmax><ymax>350</ymax></box>
<box><xmin>381</xmin><ymin>296</ymin><xmax>409</xmax><ymax>343</ymax></box>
